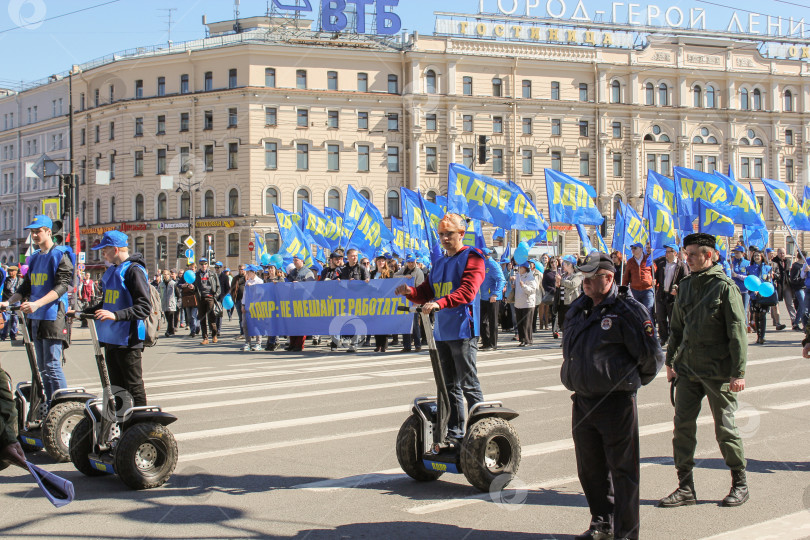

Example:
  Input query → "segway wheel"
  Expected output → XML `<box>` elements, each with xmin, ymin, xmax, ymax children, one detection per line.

<box><xmin>395</xmin><ymin>414</ymin><xmax>443</xmax><ymax>482</ymax></box>
<box><xmin>15</xmin><ymin>396</ymin><xmax>41</xmax><ymax>453</ymax></box>
<box><xmin>69</xmin><ymin>416</ymin><xmax>106</xmax><ymax>477</ymax></box>
<box><xmin>114</xmin><ymin>422</ymin><xmax>178</xmax><ymax>490</ymax></box>
<box><xmin>43</xmin><ymin>401</ymin><xmax>86</xmax><ymax>462</ymax></box>
<box><xmin>460</xmin><ymin>417</ymin><xmax>521</xmax><ymax>492</ymax></box>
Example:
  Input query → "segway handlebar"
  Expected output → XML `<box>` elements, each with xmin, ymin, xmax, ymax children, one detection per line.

<box><xmin>398</xmin><ymin>305</ymin><xmax>441</xmax><ymax>313</ymax></box>
<box><xmin>0</xmin><ymin>305</ymin><xmax>22</xmax><ymax>312</ymax></box>
<box><xmin>71</xmin><ymin>312</ymin><xmax>96</xmax><ymax>321</ymax></box>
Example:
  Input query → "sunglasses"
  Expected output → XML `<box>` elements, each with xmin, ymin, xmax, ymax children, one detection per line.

<box><xmin>582</xmin><ymin>272</ymin><xmax>612</xmax><ymax>281</ymax></box>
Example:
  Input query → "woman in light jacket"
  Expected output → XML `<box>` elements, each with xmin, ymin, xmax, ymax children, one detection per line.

<box><xmin>514</xmin><ymin>261</ymin><xmax>539</xmax><ymax>346</ymax></box>
<box><xmin>555</xmin><ymin>255</ymin><xmax>583</xmax><ymax>337</ymax></box>
<box><xmin>158</xmin><ymin>269</ymin><xmax>177</xmax><ymax>337</ymax></box>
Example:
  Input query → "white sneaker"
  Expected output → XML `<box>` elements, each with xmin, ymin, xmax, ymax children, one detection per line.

<box><xmin>251</xmin><ymin>343</ymin><xmax>261</xmax><ymax>351</ymax></box>
<box><xmin>241</xmin><ymin>344</ymin><xmax>251</xmax><ymax>351</ymax></box>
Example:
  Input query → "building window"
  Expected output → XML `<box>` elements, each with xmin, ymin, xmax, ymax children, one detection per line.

<box><xmin>180</xmin><ymin>74</ymin><xmax>189</xmax><ymax>94</ymax></box>
<box><xmin>204</xmin><ymin>71</ymin><xmax>213</xmax><ymax>91</ymax></box>
<box><xmin>265</xmin><ymin>107</ymin><xmax>277</xmax><ymax>126</ymax></box>
<box><xmin>180</xmin><ymin>192</ymin><xmax>190</xmax><ymax>218</ymax></box>
<box><xmin>426</xmin><ymin>70</ymin><xmax>437</xmax><ymax>94</ymax></box>
<box><xmin>297</xmin><ymin>109</ymin><xmax>309</xmax><ymax>127</ymax></box>
<box><xmin>613</xmin><ymin>153</ymin><xmax>622</xmax><ymax>176</ymax></box>
<box><xmin>522</xmin><ymin>149</ymin><xmax>533</xmax><ymax>174</ymax></box>
<box><xmin>786</xmin><ymin>129</ymin><xmax>794</xmax><ymax>145</ymax></box>
<box><xmin>327</xmin><ymin>144</ymin><xmax>340</xmax><ymax>171</ymax></box>
<box><xmin>706</xmin><ymin>85</ymin><xmax>715</xmax><ymax>108</ymax></box>
<box><xmin>360</xmin><ymin>188</ymin><xmax>371</xmax><ymax>200</ymax></box>
<box><xmin>611</xmin><ymin>80</ymin><xmax>621</xmax><ymax>103</ymax></box>
<box><xmin>204</xmin><ymin>110</ymin><xmax>213</xmax><ymax>130</ymax></box>
<box><xmin>754</xmin><ymin>157</ymin><xmax>763</xmax><ymax>178</ymax></box>
<box><xmin>552</xmin><ymin>119</ymin><xmax>561</xmax><ymax>136</ymax></box>
<box><xmin>135</xmin><ymin>194</ymin><xmax>144</xmax><ymax>220</ymax></box>
<box><xmin>612</xmin><ymin>122</ymin><xmax>622</xmax><ymax>138</ymax></box>
<box><xmin>94</xmin><ymin>125</ymin><xmax>100</xmax><ymax>143</ymax></box>
<box><xmin>647</xmin><ymin>153</ymin><xmax>657</xmax><ymax>173</ymax></box>
<box><xmin>551</xmin><ymin>151</ymin><xmax>561</xmax><ymax>171</ymax></box>
<box><xmin>227</xmin><ymin>233</ymin><xmax>239</xmax><ymax>257</ymax></box>
<box><xmin>265</xmin><ymin>232</ymin><xmax>280</xmax><ymax>253</ymax></box>
<box><xmin>550</xmin><ymin>81</ymin><xmax>559</xmax><ymax>100</ymax></box>
<box><xmin>523</xmin><ymin>80</ymin><xmax>532</xmax><ymax>98</ymax></box>
<box><xmin>157</xmin><ymin>193</ymin><xmax>167</xmax><ymax>219</ymax></box>
<box><xmin>265</xmin><ymin>142</ymin><xmax>277</xmax><ymax>169</ymax></box>
<box><xmin>157</xmin><ymin>149</ymin><xmax>166</xmax><ymax>174</ymax></box>
<box><xmin>358</xmin><ymin>145</ymin><xmax>370</xmax><ymax>172</ymax></box>
<box><xmin>204</xmin><ymin>145</ymin><xmax>213</xmax><ymax>171</ymax></box>
<box><xmin>787</xmin><ymin>158</ymin><xmax>795</xmax><ymax>182</ymax></box>
<box><xmin>132</xmin><ymin>80</ymin><xmax>142</xmax><ymax>99</ymax></box>
<box><xmin>157</xmin><ymin>76</ymin><xmax>165</xmax><ymax>96</ymax></box>
<box><xmin>327</xmin><ymin>188</ymin><xmax>341</xmax><ymax>210</ymax></box>
<box><xmin>327</xmin><ymin>71</ymin><xmax>338</xmax><ymax>91</ymax></box>
<box><xmin>157</xmin><ymin>115</ymin><xmax>165</xmax><ymax>134</ymax></box>
<box><xmin>741</xmin><ymin>157</ymin><xmax>750</xmax><ymax>178</ymax></box>
<box><xmin>134</xmin><ymin>151</ymin><xmax>143</xmax><ymax>176</ymax></box>
<box><xmin>752</xmin><ymin>88</ymin><xmax>762</xmax><ymax>111</ymax></box>
<box><xmin>228</xmin><ymin>69</ymin><xmax>237</xmax><ymax>89</ymax></box>
<box><xmin>387</xmin><ymin>147</ymin><xmax>400</xmax><ymax>172</ymax></box>
<box><xmin>228</xmin><ymin>108</ymin><xmax>238</xmax><ymax>127</ymax></box>
<box><xmin>694</xmin><ymin>155</ymin><xmax>704</xmax><ymax>172</ymax></box>
<box><xmin>493</xmin><ymin>116</ymin><xmax>503</xmax><ymax>133</ymax></box>
<box><xmin>180</xmin><ymin>112</ymin><xmax>189</xmax><ymax>132</ymax></box>
<box><xmin>358</xmin><ymin>111</ymin><xmax>368</xmax><ymax>130</ymax></box>
<box><xmin>660</xmin><ymin>155</ymin><xmax>670</xmax><ymax>176</ymax></box>
<box><xmin>492</xmin><ymin>149</ymin><xmax>504</xmax><ymax>173</ymax></box>
<box><xmin>426</xmin><ymin>113</ymin><xmax>437</xmax><ymax>131</ymax></box>
<box><xmin>134</xmin><ymin>117</ymin><xmax>143</xmax><ymax>137</ymax></box>
<box><xmin>579</xmin><ymin>120</ymin><xmax>588</xmax><ymax>137</ymax></box>
<box><xmin>204</xmin><ymin>190</ymin><xmax>214</xmax><ymax>217</ymax></box>
<box><xmin>388</xmin><ymin>113</ymin><xmax>399</xmax><ymax>131</ymax></box>
<box><xmin>426</xmin><ymin>146</ymin><xmax>437</xmax><ymax>173</ymax></box>
<box><xmin>580</xmin><ymin>152</ymin><xmax>590</xmax><ymax>176</ymax></box>
<box><xmin>297</xmin><ymin>70</ymin><xmax>307</xmax><ymax>89</ymax></box>
<box><xmin>265</xmin><ymin>188</ymin><xmax>278</xmax><ymax>214</ymax></box>
<box><xmin>492</xmin><ymin>77</ymin><xmax>503</xmax><ymax>97</ymax></box>
<box><xmin>387</xmin><ymin>190</ymin><xmax>401</xmax><ymax>218</ymax></box>
<box><xmin>228</xmin><ymin>142</ymin><xmax>238</xmax><ymax>169</ymax></box>
<box><xmin>265</xmin><ymin>68</ymin><xmax>276</xmax><ymax>87</ymax></box>
<box><xmin>522</xmin><ymin>117</ymin><xmax>532</xmax><ymax>135</ymax></box>
<box><xmin>80</xmin><ymin>128</ymin><xmax>85</xmax><ymax>145</ymax></box>
<box><xmin>93</xmin><ymin>89</ymin><xmax>99</xmax><ymax>108</ymax></box>
<box><xmin>110</xmin><ymin>197</ymin><xmax>116</xmax><ymax>222</ymax></box>
<box><xmin>228</xmin><ymin>189</ymin><xmax>239</xmax><ymax>216</ymax></box>
<box><xmin>579</xmin><ymin>83</ymin><xmax>588</xmax><ymax>102</ymax></box>
<box><xmin>693</xmin><ymin>85</ymin><xmax>702</xmax><ymax>108</ymax></box>
<box><xmin>658</xmin><ymin>83</ymin><xmax>668</xmax><ymax>106</ymax></box>
<box><xmin>785</xmin><ymin>89</ymin><xmax>794</xmax><ymax>112</ymax></box>
<box><xmin>463</xmin><ymin>76</ymin><xmax>473</xmax><ymax>96</ymax></box>
<box><xmin>109</xmin><ymin>122</ymin><xmax>115</xmax><ymax>140</ymax></box>
<box><xmin>707</xmin><ymin>156</ymin><xmax>717</xmax><ymax>173</ymax></box>
<box><xmin>463</xmin><ymin>115</ymin><xmax>473</xmax><ymax>132</ymax></box>
<box><xmin>388</xmin><ymin>74</ymin><xmax>399</xmax><ymax>94</ymax></box>
<box><xmin>297</xmin><ymin>143</ymin><xmax>309</xmax><ymax>170</ymax></box>
<box><xmin>645</xmin><ymin>82</ymin><xmax>654</xmax><ymax>105</ymax></box>
<box><xmin>463</xmin><ymin>147</ymin><xmax>474</xmax><ymax>168</ymax></box>
<box><xmin>740</xmin><ymin>88</ymin><xmax>749</xmax><ymax>110</ymax></box>
<box><xmin>357</xmin><ymin>72</ymin><xmax>368</xmax><ymax>92</ymax></box>
<box><xmin>296</xmin><ymin>188</ymin><xmax>309</xmax><ymax>213</ymax></box>
<box><xmin>327</xmin><ymin>110</ymin><xmax>339</xmax><ymax>129</ymax></box>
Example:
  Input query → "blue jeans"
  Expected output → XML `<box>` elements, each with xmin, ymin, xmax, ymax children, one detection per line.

<box><xmin>185</xmin><ymin>307</ymin><xmax>200</xmax><ymax>334</ymax></box>
<box><xmin>31</xmin><ymin>320</ymin><xmax>68</xmax><ymax>402</ymax></box>
<box><xmin>435</xmin><ymin>338</ymin><xmax>484</xmax><ymax>440</ymax></box>
<box><xmin>0</xmin><ymin>311</ymin><xmax>18</xmax><ymax>340</ymax></box>
<box><xmin>739</xmin><ymin>289</ymin><xmax>750</xmax><ymax>314</ymax></box>
<box><xmin>794</xmin><ymin>288</ymin><xmax>807</xmax><ymax>327</ymax></box>
<box><xmin>630</xmin><ymin>288</ymin><xmax>655</xmax><ymax>318</ymax></box>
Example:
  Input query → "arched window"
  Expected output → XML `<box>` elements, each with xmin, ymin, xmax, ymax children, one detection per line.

<box><xmin>359</xmin><ymin>188</ymin><xmax>372</xmax><ymax>201</ymax></box>
<box><xmin>387</xmin><ymin>190</ymin><xmax>401</xmax><ymax>218</ymax></box>
<box><xmin>426</xmin><ymin>70</ymin><xmax>437</xmax><ymax>94</ymax></box>
<box><xmin>157</xmin><ymin>193</ymin><xmax>167</xmax><ymax>219</ymax></box>
<box><xmin>706</xmin><ymin>85</ymin><xmax>716</xmax><ymax>108</ymax></box>
<box><xmin>228</xmin><ymin>188</ymin><xmax>239</xmax><ymax>216</ymax></box>
<box><xmin>296</xmin><ymin>188</ymin><xmax>309</xmax><ymax>213</ymax></box>
<box><xmin>659</xmin><ymin>134</ymin><xmax>670</xmax><ymax>142</ymax></box>
<box><xmin>644</xmin><ymin>134</ymin><xmax>655</xmax><ymax>141</ymax></box>
<box><xmin>492</xmin><ymin>77</ymin><xmax>502</xmax><ymax>97</ymax></box>
<box><xmin>740</xmin><ymin>88</ymin><xmax>749</xmax><ymax>110</ymax></box>
<box><xmin>658</xmin><ymin>83</ymin><xmax>668</xmax><ymax>106</ymax></box>
<box><xmin>134</xmin><ymin>194</ymin><xmax>144</xmax><ymax>221</ymax></box>
<box><xmin>327</xmin><ymin>188</ymin><xmax>341</xmax><ymax>210</ymax></box>
<box><xmin>753</xmin><ymin>138</ymin><xmax>764</xmax><ymax>146</ymax></box>
<box><xmin>740</xmin><ymin>138</ymin><xmax>750</xmax><ymax>145</ymax></box>
<box><xmin>784</xmin><ymin>89</ymin><xmax>793</xmax><ymax>112</ymax></box>
<box><xmin>180</xmin><ymin>192</ymin><xmax>190</xmax><ymax>218</ymax></box>
<box><xmin>752</xmin><ymin>88</ymin><xmax>762</xmax><ymax>111</ymax></box>
<box><xmin>265</xmin><ymin>232</ymin><xmax>280</xmax><ymax>254</ymax></box>
<box><xmin>645</xmin><ymin>83</ymin><xmax>654</xmax><ymax>105</ymax></box>
<box><xmin>110</xmin><ymin>197</ymin><xmax>116</xmax><ymax>223</ymax></box>
<box><xmin>611</xmin><ymin>80</ymin><xmax>621</xmax><ymax>103</ymax></box>
<box><xmin>707</xmin><ymin>136</ymin><xmax>718</xmax><ymax>144</ymax></box>
<box><xmin>80</xmin><ymin>201</ymin><xmax>86</xmax><ymax>226</ymax></box>
<box><xmin>693</xmin><ymin>136</ymin><xmax>704</xmax><ymax>144</ymax></box>
<box><xmin>204</xmin><ymin>190</ymin><xmax>214</xmax><ymax>217</ymax></box>
<box><xmin>265</xmin><ymin>187</ymin><xmax>278</xmax><ymax>214</ymax></box>
<box><xmin>612</xmin><ymin>193</ymin><xmax>623</xmax><ymax>215</ymax></box>
<box><xmin>426</xmin><ymin>190</ymin><xmax>437</xmax><ymax>203</ymax></box>
<box><xmin>693</xmin><ymin>85</ymin><xmax>702</xmax><ymax>108</ymax></box>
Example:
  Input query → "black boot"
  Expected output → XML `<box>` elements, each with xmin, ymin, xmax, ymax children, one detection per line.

<box><xmin>722</xmin><ymin>469</ymin><xmax>749</xmax><ymax>507</ymax></box>
<box><xmin>756</xmin><ymin>312</ymin><xmax>766</xmax><ymax>344</ymax></box>
<box><xmin>658</xmin><ymin>469</ymin><xmax>697</xmax><ymax>507</ymax></box>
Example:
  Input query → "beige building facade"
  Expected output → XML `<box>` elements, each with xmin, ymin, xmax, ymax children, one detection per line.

<box><xmin>1</xmin><ymin>14</ymin><xmax>809</xmax><ymax>271</ymax></box>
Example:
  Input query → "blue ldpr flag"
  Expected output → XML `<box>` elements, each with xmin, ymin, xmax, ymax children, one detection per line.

<box><xmin>611</xmin><ymin>203</ymin><xmax>627</xmax><ymax>255</ymax></box>
<box><xmin>344</xmin><ymin>185</ymin><xmax>370</xmax><ymax>235</ymax></box>
<box><xmin>646</xmin><ymin>198</ymin><xmax>677</xmax><ymax>248</ymax></box>
<box><xmin>576</xmin><ymin>224</ymin><xmax>596</xmax><ymax>254</ymax></box>
<box><xmin>253</xmin><ymin>232</ymin><xmax>267</xmax><ymax>265</ymax></box>
<box><xmin>712</xmin><ymin>171</ymin><xmax>765</xmax><ymax>227</ymax></box>
<box><xmin>463</xmin><ymin>218</ymin><xmax>487</xmax><ymax>249</ymax></box>
<box><xmin>493</xmin><ymin>228</ymin><xmax>506</xmax><ymax>241</ymax></box>
<box><xmin>673</xmin><ymin>167</ymin><xmax>730</xmax><ymax>219</ymax></box>
<box><xmin>594</xmin><ymin>228</ymin><xmax>609</xmax><ymax>254</ymax></box>
<box><xmin>761</xmin><ymin>177</ymin><xmax>810</xmax><ymax>231</ymax></box>
<box><xmin>544</xmin><ymin>169</ymin><xmax>603</xmax><ymax>226</ymax></box>
<box><xmin>345</xmin><ymin>200</ymin><xmax>394</xmax><ymax>257</ymax></box>
<box><xmin>418</xmin><ymin>190</ymin><xmax>443</xmax><ymax>264</ymax></box>
<box><xmin>301</xmin><ymin>201</ymin><xmax>342</xmax><ymax>251</ymax></box>
<box><xmin>612</xmin><ymin>202</ymin><xmax>648</xmax><ymax>256</ymax></box>
<box><xmin>448</xmin><ymin>163</ymin><xmax>515</xmax><ymax>228</ymax></box>
<box><xmin>400</xmin><ymin>188</ymin><xmax>429</xmax><ymax>256</ymax></box>
<box><xmin>273</xmin><ymin>204</ymin><xmax>314</xmax><ymax>267</ymax></box>
<box><xmin>324</xmin><ymin>207</ymin><xmax>348</xmax><ymax>247</ymax></box>
<box><xmin>508</xmin><ymin>180</ymin><xmax>548</xmax><ymax>231</ymax></box>
<box><xmin>697</xmin><ymin>199</ymin><xmax>735</xmax><ymax>237</ymax></box>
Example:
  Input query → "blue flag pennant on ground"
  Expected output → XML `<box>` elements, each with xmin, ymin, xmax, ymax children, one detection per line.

<box><xmin>544</xmin><ymin>169</ymin><xmax>603</xmax><ymax>226</ymax></box>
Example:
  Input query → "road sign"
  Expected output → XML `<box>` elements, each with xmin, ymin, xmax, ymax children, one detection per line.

<box><xmin>25</xmin><ymin>232</ymin><xmax>32</xmax><ymax>245</ymax></box>
<box><xmin>248</xmin><ymin>241</ymin><xmax>254</xmax><ymax>252</ymax></box>
<box><xmin>78</xmin><ymin>251</ymin><xmax>86</xmax><ymax>263</ymax></box>
<box><xmin>78</xmin><ymin>263</ymin><xmax>85</xmax><ymax>272</ymax></box>
<box><xmin>183</xmin><ymin>236</ymin><xmax>196</xmax><ymax>249</ymax></box>
<box><xmin>185</xmin><ymin>249</ymin><xmax>194</xmax><ymax>258</ymax></box>
<box><xmin>187</xmin><ymin>256</ymin><xmax>195</xmax><ymax>265</ymax></box>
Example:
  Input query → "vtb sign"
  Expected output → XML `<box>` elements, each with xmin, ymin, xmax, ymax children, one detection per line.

<box><xmin>272</xmin><ymin>0</ymin><xmax>402</xmax><ymax>35</ymax></box>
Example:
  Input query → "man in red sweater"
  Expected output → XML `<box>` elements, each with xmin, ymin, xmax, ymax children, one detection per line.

<box><xmin>623</xmin><ymin>243</ymin><xmax>655</xmax><ymax>317</ymax></box>
<box><xmin>395</xmin><ymin>213</ymin><xmax>486</xmax><ymax>444</ymax></box>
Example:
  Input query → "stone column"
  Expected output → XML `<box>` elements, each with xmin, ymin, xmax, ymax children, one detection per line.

<box><xmin>631</xmin><ymin>135</ymin><xmax>641</xmax><ymax>199</ymax></box>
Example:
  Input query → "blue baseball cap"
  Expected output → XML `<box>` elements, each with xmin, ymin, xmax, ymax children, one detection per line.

<box><xmin>664</xmin><ymin>243</ymin><xmax>679</xmax><ymax>251</ymax></box>
<box><xmin>630</xmin><ymin>242</ymin><xmax>644</xmax><ymax>249</ymax></box>
<box><xmin>245</xmin><ymin>264</ymin><xmax>260</xmax><ymax>272</ymax></box>
<box><xmin>520</xmin><ymin>261</ymin><xmax>531</xmax><ymax>269</ymax></box>
<box><xmin>91</xmin><ymin>230</ymin><xmax>128</xmax><ymax>250</ymax></box>
<box><xmin>562</xmin><ymin>255</ymin><xmax>578</xmax><ymax>266</ymax></box>
<box><xmin>384</xmin><ymin>253</ymin><xmax>393</xmax><ymax>260</ymax></box>
<box><xmin>405</xmin><ymin>254</ymin><xmax>416</xmax><ymax>262</ymax></box>
<box><xmin>765</xmin><ymin>248</ymin><xmax>773</xmax><ymax>254</ymax></box>
<box><xmin>225</xmin><ymin>268</ymin><xmax>231</xmax><ymax>272</ymax></box>
<box><xmin>733</xmin><ymin>246</ymin><xmax>746</xmax><ymax>253</ymax></box>
<box><xmin>24</xmin><ymin>214</ymin><xmax>53</xmax><ymax>230</ymax></box>
<box><xmin>199</xmin><ymin>257</ymin><xmax>208</xmax><ymax>263</ymax></box>
<box><xmin>215</xmin><ymin>261</ymin><xmax>223</xmax><ymax>267</ymax></box>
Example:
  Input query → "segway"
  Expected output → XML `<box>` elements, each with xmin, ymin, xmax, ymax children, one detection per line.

<box><xmin>69</xmin><ymin>313</ymin><xmax>178</xmax><ymax>490</ymax></box>
<box><xmin>1</xmin><ymin>306</ymin><xmax>94</xmax><ymax>462</ymax></box>
<box><xmin>395</xmin><ymin>306</ymin><xmax>521</xmax><ymax>492</ymax></box>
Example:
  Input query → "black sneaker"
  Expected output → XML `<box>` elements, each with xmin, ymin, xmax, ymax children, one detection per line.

<box><xmin>574</xmin><ymin>529</ymin><xmax>613</xmax><ymax>540</ymax></box>
<box><xmin>776</xmin><ymin>324</ymin><xmax>786</xmax><ymax>331</ymax></box>
<box><xmin>330</xmin><ymin>343</ymin><xmax>337</xmax><ymax>351</ymax></box>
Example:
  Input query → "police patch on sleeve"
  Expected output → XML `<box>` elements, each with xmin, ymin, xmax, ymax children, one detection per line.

<box><xmin>643</xmin><ymin>320</ymin><xmax>654</xmax><ymax>337</ymax></box>
<box><xmin>601</xmin><ymin>318</ymin><xmax>612</xmax><ymax>330</ymax></box>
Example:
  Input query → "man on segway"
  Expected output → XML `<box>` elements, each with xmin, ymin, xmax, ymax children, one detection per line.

<box><xmin>395</xmin><ymin>213</ymin><xmax>486</xmax><ymax>446</ymax></box>
<box><xmin>81</xmin><ymin>231</ymin><xmax>151</xmax><ymax>408</ymax></box>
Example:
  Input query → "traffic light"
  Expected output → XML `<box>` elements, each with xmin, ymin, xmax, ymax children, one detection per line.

<box><xmin>51</xmin><ymin>220</ymin><xmax>64</xmax><ymax>245</ymax></box>
<box><xmin>176</xmin><ymin>243</ymin><xmax>185</xmax><ymax>258</ymax></box>
<box><xmin>477</xmin><ymin>135</ymin><xmax>491</xmax><ymax>165</ymax></box>
<box><xmin>600</xmin><ymin>216</ymin><xmax>608</xmax><ymax>238</ymax></box>
<box><xmin>158</xmin><ymin>242</ymin><xmax>167</xmax><ymax>260</ymax></box>
<box><xmin>58</xmin><ymin>174</ymin><xmax>74</xmax><ymax>216</ymax></box>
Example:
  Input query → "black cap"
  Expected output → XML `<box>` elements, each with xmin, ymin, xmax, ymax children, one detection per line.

<box><xmin>329</xmin><ymin>252</ymin><xmax>342</xmax><ymax>259</ymax></box>
<box><xmin>683</xmin><ymin>233</ymin><xmax>716</xmax><ymax>249</ymax></box>
<box><xmin>576</xmin><ymin>252</ymin><xmax>615</xmax><ymax>275</ymax></box>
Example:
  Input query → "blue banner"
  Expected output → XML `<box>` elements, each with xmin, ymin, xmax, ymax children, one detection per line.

<box><xmin>697</xmin><ymin>199</ymin><xmax>735</xmax><ymax>237</ymax></box>
<box><xmin>302</xmin><ymin>201</ymin><xmax>342</xmax><ymax>251</ymax></box>
<box><xmin>647</xmin><ymin>198</ymin><xmax>678</xmax><ymax>249</ymax></box>
<box><xmin>575</xmin><ymin>224</ymin><xmax>595</xmax><ymax>254</ymax></box>
<box><xmin>344</xmin><ymin>185</ymin><xmax>370</xmax><ymax>235</ymax></box>
<box><xmin>544</xmin><ymin>169</ymin><xmax>604</xmax><ymax>226</ymax></box>
<box><xmin>244</xmin><ymin>279</ymin><xmax>414</xmax><ymax>337</ymax></box>
<box><xmin>508</xmin><ymin>180</ymin><xmax>548</xmax><ymax>231</ymax></box>
<box><xmin>400</xmin><ymin>188</ymin><xmax>430</xmax><ymax>256</ymax></box>
<box><xmin>761</xmin><ymin>177</ymin><xmax>810</xmax><ymax>231</ymax></box>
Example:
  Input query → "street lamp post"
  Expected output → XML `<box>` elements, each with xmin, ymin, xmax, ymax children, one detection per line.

<box><xmin>176</xmin><ymin>169</ymin><xmax>202</xmax><ymax>258</ymax></box>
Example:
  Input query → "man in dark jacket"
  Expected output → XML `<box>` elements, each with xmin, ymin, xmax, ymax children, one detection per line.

<box><xmin>188</xmin><ymin>258</ymin><xmax>221</xmax><ymax>345</ymax></box>
<box><xmin>653</xmin><ymin>244</ymin><xmax>687</xmax><ymax>344</ymax></box>
<box><xmin>339</xmin><ymin>249</ymin><xmax>369</xmax><ymax>353</ymax></box>
<box><xmin>0</xmin><ymin>266</ymin><xmax>20</xmax><ymax>341</ymax></box>
<box><xmin>561</xmin><ymin>251</ymin><xmax>664</xmax><ymax>540</ymax></box>
<box><xmin>789</xmin><ymin>255</ymin><xmax>806</xmax><ymax>330</ymax></box>
<box><xmin>82</xmin><ymin>230</ymin><xmax>152</xmax><ymax>407</ymax></box>
<box><xmin>230</xmin><ymin>265</ymin><xmax>246</xmax><ymax>338</ymax></box>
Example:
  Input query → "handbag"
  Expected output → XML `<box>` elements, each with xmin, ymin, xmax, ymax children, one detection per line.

<box><xmin>752</xmin><ymin>290</ymin><xmax>778</xmax><ymax>307</ymax></box>
<box><xmin>506</xmin><ymin>288</ymin><xmax>516</xmax><ymax>304</ymax></box>
<box><xmin>212</xmin><ymin>298</ymin><xmax>224</xmax><ymax>319</ymax></box>
<box><xmin>541</xmin><ymin>289</ymin><xmax>555</xmax><ymax>305</ymax></box>
<box><xmin>181</xmin><ymin>292</ymin><xmax>198</xmax><ymax>308</ymax></box>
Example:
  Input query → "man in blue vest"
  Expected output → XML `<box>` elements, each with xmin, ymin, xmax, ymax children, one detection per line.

<box><xmin>396</xmin><ymin>213</ymin><xmax>486</xmax><ymax>444</ymax></box>
<box><xmin>479</xmin><ymin>248</ymin><xmax>506</xmax><ymax>351</ymax></box>
<box><xmin>83</xmin><ymin>230</ymin><xmax>151</xmax><ymax>407</ymax></box>
<box><xmin>0</xmin><ymin>215</ymin><xmax>73</xmax><ymax>404</ymax></box>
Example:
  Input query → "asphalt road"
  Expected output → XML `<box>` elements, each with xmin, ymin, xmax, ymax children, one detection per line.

<box><xmin>1</xmin><ymin>312</ymin><xmax>810</xmax><ymax>540</ymax></box>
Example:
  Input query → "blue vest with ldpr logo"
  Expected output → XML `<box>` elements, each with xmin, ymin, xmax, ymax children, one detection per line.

<box><xmin>28</xmin><ymin>246</ymin><xmax>71</xmax><ymax>321</ymax></box>
<box><xmin>97</xmin><ymin>261</ymin><xmax>146</xmax><ymax>346</ymax></box>
<box><xmin>430</xmin><ymin>247</ymin><xmax>483</xmax><ymax>341</ymax></box>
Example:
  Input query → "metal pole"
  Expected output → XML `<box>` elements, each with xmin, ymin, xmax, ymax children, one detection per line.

<box><xmin>68</xmin><ymin>71</ymin><xmax>78</xmax><ymax>309</ymax></box>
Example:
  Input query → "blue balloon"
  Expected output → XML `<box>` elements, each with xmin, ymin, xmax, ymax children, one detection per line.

<box><xmin>758</xmin><ymin>282</ymin><xmax>775</xmax><ymax>297</ymax></box>
<box><xmin>183</xmin><ymin>270</ymin><xmax>196</xmax><ymax>284</ymax></box>
<box><xmin>222</xmin><ymin>294</ymin><xmax>234</xmax><ymax>310</ymax></box>
<box><xmin>532</xmin><ymin>260</ymin><xmax>545</xmax><ymax>273</ymax></box>
<box><xmin>513</xmin><ymin>242</ymin><xmax>530</xmax><ymax>265</ymax></box>
<box><xmin>270</xmin><ymin>254</ymin><xmax>284</xmax><ymax>266</ymax></box>
<box><xmin>743</xmin><ymin>275</ymin><xmax>761</xmax><ymax>292</ymax></box>
<box><xmin>260</xmin><ymin>253</ymin><xmax>272</xmax><ymax>265</ymax></box>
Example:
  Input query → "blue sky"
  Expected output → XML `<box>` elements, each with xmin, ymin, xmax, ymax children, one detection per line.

<box><xmin>1</xmin><ymin>0</ymin><xmax>808</xmax><ymax>87</ymax></box>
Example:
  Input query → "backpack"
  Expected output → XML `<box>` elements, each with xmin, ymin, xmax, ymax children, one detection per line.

<box><xmin>143</xmin><ymin>282</ymin><xmax>163</xmax><ymax>347</ymax></box>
